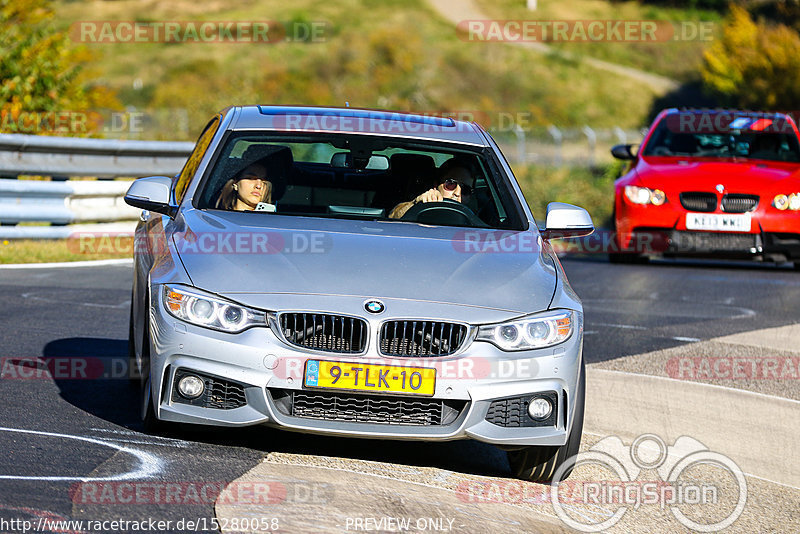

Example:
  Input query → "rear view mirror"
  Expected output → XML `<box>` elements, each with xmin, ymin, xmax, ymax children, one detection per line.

<box><xmin>540</xmin><ymin>202</ymin><xmax>594</xmax><ymax>240</ymax></box>
<box><xmin>124</xmin><ymin>175</ymin><xmax>176</xmax><ymax>217</ymax></box>
<box><xmin>331</xmin><ymin>152</ymin><xmax>389</xmax><ymax>170</ymax></box>
<box><xmin>611</xmin><ymin>144</ymin><xmax>636</xmax><ymax>160</ymax></box>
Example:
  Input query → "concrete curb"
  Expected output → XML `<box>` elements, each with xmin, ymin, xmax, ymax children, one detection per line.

<box><xmin>584</xmin><ymin>367</ymin><xmax>799</xmax><ymax>488</ymax></box>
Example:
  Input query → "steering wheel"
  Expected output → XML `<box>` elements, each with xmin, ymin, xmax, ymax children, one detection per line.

<box><xmin>400</xmin><ymin>199</ymin><xmax>486</xmax><ymax>227</ymax></box>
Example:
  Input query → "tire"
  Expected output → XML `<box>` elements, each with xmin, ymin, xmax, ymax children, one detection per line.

<box><xmin>139</xmin><ymin>295</ymin><xmax>165</xmax><ymax>434</ymax></box>
<box><xmin>507</xmin><ymin>359</ymin><xmax>585</xmax><ymax>483</ymax></box>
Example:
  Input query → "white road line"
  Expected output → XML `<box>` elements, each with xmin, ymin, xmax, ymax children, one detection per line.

<box><xmin>593</xmin><ymin>323</ymin><xmax>648</xmax><ymax>331</ymax></box>
<box><xmin>21</xmin><ymin>292</ymin><xmax>130</xmax><ymax>309</ymax></box>
<box><xmin>0</xmin><ymin>258</ymin><xmax>132</xmax><ymax>269</ymax></box>
<box><xmin>671</xmin><ymin>336</ymin><xmax>700</xmax><ymax>342</ymax></box>
<box><xmin>89</xmin><ymin>427</ymin><xmax>189</xmax><ymax>443</ymax></box>
<box><xmin>0</xmin><ymin>426</ymin><xmax>163</xmax><ymax>481</ymax></box>
<box><xmin>591</xmin><ymin>368</ymin><xmax>800</xmax><ymax>405</ymax></box>
<box><xmin>102</xmin><ymin>437</ymin><xmax>190</xmax><ymax>448</ymax></box>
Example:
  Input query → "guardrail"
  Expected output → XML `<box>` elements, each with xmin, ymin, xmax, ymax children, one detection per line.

<box><xmin>0</xmin><ymin>133</ymin><xmax>193</xmax><ymax>239</ymax></box>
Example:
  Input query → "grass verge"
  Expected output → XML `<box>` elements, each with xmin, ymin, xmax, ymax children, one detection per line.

<box><xmin>0</xmin><ymin>236</ymin><xmax>134</xmax><ymax>264</ymax></box>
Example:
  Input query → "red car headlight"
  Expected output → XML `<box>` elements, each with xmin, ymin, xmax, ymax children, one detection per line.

<box><xmin>773</xmin><ymin>193</ymin><xmax>800</xmax><ymax>211</ymax></box>
<box><xmin>624</xmin><ymin>185</ymin><xmax>666</xmax><ymax>206</ymax></box>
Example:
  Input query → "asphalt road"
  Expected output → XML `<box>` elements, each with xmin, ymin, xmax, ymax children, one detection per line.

<box><xmin>0</xmin><ymin>256</ymin><xmax>797</xmax><ymax>533</ymax></box>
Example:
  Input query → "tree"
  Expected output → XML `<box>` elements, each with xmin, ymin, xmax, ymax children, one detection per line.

<box><xmin>701</xmin><ymin>4</ymin><xmax>800</xmax><ymax>109</ymax></box>
<box><xmin>0</xmin><ymin>0</ymin><xmax>117</xmax><ymax>135</ymax></box>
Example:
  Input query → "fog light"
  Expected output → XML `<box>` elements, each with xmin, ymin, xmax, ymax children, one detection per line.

<box><xmin>178</xmin><ymin>375</ymin><xmax>204</xmax><ymax>399</ymax></box>
<box><xmin>527</xmin><ymin>397</ymin><xmax>553</xmax><ymax>420</ymax></box>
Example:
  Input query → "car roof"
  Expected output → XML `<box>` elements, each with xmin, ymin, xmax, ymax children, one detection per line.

<box><xmin>663</xmin><ymin>108</ymin><xmax>795</xmax><ymax>121</ymax></box>
<box><xmin>228</xmin><ymin>105</ymin><xmax>488</xmax><ymax>146</ymax></box>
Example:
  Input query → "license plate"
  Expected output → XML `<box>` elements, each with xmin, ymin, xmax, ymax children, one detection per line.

<box><xmin>686</xmin><ymin>213</ymin><xmax>751</xmax><ymax>232</ymax></box>
<box><xmin>303</xmin><ymin>360</ymin><xmax>436</xmax><ymax>396</ymax></box>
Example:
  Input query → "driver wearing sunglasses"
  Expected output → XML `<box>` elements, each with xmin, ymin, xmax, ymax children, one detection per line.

<box><xmin>388</xmin><ymin>160</ymin><xmax>474</xmax><ymax>219</ymax></box>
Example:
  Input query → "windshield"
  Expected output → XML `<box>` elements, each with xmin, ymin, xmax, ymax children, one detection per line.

<box><xmin>194</xmin><ymin>132</ymin><xmax>526</xmax><ymax>230</ymax></box>
<box><xmin>642</xmin><ymin>114</ymin><xmax>800</xmax><ymax>162</ymax></box>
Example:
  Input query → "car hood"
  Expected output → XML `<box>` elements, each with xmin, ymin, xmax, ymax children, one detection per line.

<box><xmin>171</xmin><ymin>210</ymin><xmax>557</xmax><ymax>314</ymax></box>
<box><xmin>635</xmin><ymin>157</ymin><xmax>800</xmax><ymax>191</ymax></box>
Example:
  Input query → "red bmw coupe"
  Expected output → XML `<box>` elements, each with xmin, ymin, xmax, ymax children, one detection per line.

<box><xmin>610</xmin><ymin>108</ymin><xmax>800</xmax><ymax>266</ymax></box>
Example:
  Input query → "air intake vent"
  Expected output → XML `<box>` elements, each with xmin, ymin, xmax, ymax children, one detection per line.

<box><xmin>268</xmin><ymin>389</ymin><xmax>467</xmax><ymax>426</ymax></box>
<box><xmin>379</xmin><ymin>321</ymin><xmax>468</xmax><ymax>357</ymax></box>
<box><xmin>721</xmin><ymin>194</ymin><xmax>758</xmax><ymax>213</ymax></box>
<box><xmin>171</xmin><ymin>369</ymin><xmax>247</xmax><ymax>410</ymax></box>
<box><xmin>279</xmin><ymin>313</ymin><xmax>367</xmax><ymax>353</ymax></box>
<box><xmin>680</xmin><ymin>192</ymin><xmax>717</xmax><ymax>212</ymax></box>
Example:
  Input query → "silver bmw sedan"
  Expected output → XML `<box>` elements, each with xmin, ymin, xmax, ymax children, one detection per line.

<box><xmin>125</xmin><ymin>106</ymin><xmax>593</xmax><ymax>482</ymax></box>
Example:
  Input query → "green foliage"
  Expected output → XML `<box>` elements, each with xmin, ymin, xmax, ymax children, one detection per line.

<box><xmin>701</xmin><ymin>5</ymin><xmax>800</xmax><ymax>109</ymax></box>
<box><xmin>513</xmin><ymin>163</ymin><xmax>619</xmax><ymax>228</ymax></box>
<box><xmin>0</xmin><ymin>0</ymin><xmax>117</xmax><ymax>134</ymax></box>
<box><xmin>614</xmin><ymin>0</ymin><xmax>730</xmax><ymax>10</ymax></box>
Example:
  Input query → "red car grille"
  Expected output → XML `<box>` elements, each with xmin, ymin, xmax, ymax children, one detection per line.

<box><xmin>721</xmin><ymin>194</ymin><xmax>759</xmax><ymax>213</ymax></box>
<box><xmin>680</xmin><ymin>192</ymin><xmax>717</xmax><ymax>212</ymax></box>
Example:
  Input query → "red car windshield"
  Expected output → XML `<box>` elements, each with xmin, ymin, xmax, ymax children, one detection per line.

<box><xmin>642</xmin><ymin>115</ymin><xmax>800</xmax><ymax>162</ymax></box>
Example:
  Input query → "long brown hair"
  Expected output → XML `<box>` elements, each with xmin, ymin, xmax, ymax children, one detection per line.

<box><xmin>215</xmin><ymin>170</ymin><xmax>272</xmax><ymax>211</ymax></box>
<box><xmin>215</xmin><ymin>178</ymin><xmax>240</xmax><ymax>210</ymax></box>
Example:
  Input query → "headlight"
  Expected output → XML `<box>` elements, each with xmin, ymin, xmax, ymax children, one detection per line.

<box><xmin>476</xmin><ymin>310</ymin><xmax>577</xmax><ymax>351</ymax></box>
<box><xmin>774</xmin><ymin>193</ymin><xmax>800</xmax><ymax>211</ymax></box>
<box><xmin>624</xmin><ymin>185</ymin><xmax>666</xmax><ymax>206</ymax></box>
<box><xmin>162</xmin><ymin>284</ymin><xmax>266</xmax><ymax>333</ymax></box>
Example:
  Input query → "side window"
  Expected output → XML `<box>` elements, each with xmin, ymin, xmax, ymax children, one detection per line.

<box><xmin>174</xmin><ymin>116</ymin><xmax>221</xmax><ymax>203</ymax></box>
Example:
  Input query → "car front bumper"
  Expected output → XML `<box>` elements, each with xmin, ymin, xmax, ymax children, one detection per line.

<box><xmin>147</xmin><ymin>293</ymin><xmax>584</xmax><ymax>448</ymax></box>
<box><xmin>615</xmin><ymin>198</ymin><xmax>800</xmax><ymax>260</ymax></box>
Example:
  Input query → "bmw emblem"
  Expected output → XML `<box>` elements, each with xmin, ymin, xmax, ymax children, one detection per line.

<box><xmin>364</xmin><ymin>300</ymin><xmax>385</xmax><ymax>314</ymax></box>
<box><xmin>715</xmin><ymin>184</ymin><xmax>725</xmax><ymax>193</ymax></box>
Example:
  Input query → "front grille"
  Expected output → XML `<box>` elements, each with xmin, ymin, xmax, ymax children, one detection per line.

<box><xmin>269</xmin><ymin>389</ymin><xmax>467</xmax><ymax>426</ymax></box>
<box><xmin>379</xmin><ymin>321</ymin><xmax>468</xmax><ymax>357</ymax></box>
<box><xmin>680</xmin><ymin>192</ymin><xmax>717</xmax><ymax>212</ymax></box>
<box><xmin>722</xmin><ymin>194</ymin><xmax>758</xmax><ymax>213</ymax></box>
<box><xmin>171</xmin><ymin>369</ymin><xmax>247</xmax><ymax>410</ymax></box>
<box><xmin>279</xmin><ymin>313</ymin><xmax>367</xmax><ymax>353</ymax></box>
<box><xmin>485</xmin><ymin>392</ymin><xmax>558</xmax><ymax>428</ymax></box>
<box><xmin>668</xmin><ymin>231</ymin><xmax>758</xmax><ymax>253</ymax></box>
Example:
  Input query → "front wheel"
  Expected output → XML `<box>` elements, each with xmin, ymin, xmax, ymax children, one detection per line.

<box><xmin>507</xmin><ymin>360</ymin><xmax>585</xmax><ymax>483</ymax></box>
<box><xmin>139</xmin><ymin>300</ymin><xmax>165</xmax><ymax>433</ymax></box>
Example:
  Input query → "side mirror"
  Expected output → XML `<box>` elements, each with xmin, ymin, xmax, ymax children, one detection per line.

<box><xmin>540</xmin><ymin>202</ymin><xmax>594</xmax><ymax>239</ymax></box>
<box><xmin>610</xmin><ymin>144</ymin><xmax>636</xmax><ymax>160</ymax></box>
<box><xmin>124</xmin><ymin>176</ymin><xmax>176</xmax><ymax>217</ymax></box>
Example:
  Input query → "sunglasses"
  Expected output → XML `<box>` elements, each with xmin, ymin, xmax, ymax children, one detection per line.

<box><xmin>442</xmin><ymin>178</ymin><xmax>472</xmax><ymax>195</ymax></box>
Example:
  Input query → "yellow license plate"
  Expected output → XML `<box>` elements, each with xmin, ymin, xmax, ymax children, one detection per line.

<box><xmin>303</xmin><ymin>360</ymin><xmax>436</xmax><ymax>396</ymax></box>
